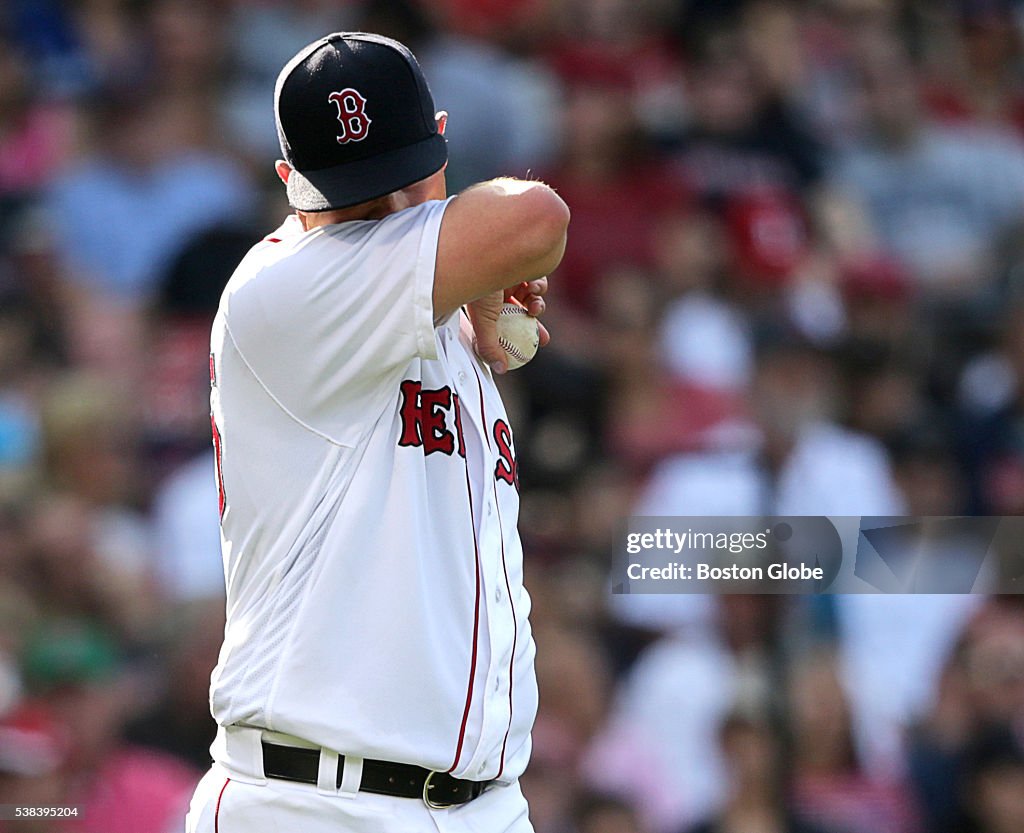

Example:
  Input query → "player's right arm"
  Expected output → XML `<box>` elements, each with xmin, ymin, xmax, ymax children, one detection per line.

<box><xmin>433</xmin><ymin>178</ymin><xmax>570</xmax><ymax>320</ymax></box>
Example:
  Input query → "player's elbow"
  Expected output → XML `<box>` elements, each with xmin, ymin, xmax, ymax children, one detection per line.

<box><xmin>514</xmin><ymin>186</ymin><xmax>570</xmax><ymax>276</ymax></box>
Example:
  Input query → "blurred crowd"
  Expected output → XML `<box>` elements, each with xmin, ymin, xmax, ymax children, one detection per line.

<box><xmin>1</xmin><ymin>0</ymin><xmax>1024</xmax><ymax>832</ymax></box>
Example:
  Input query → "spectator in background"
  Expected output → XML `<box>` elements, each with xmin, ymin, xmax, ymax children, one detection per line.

<box><xmin>23</xmin><ymin>494</ymin><xmax>156</xmax><ymax>642</ymax></box>
<box><xmin>36</xmin><ymin>375</ymin><xmax>159</xmax><ymax>639</ymax></box>
<box><xmin>922</xmin><ymin>0</ymin><xmax>1024</xmax><ymax>138</ymax></box>
<box><xmin>656</xmin><ymin>211</ymin><xmax>753</xmax><ymax>396</ymax></box>
<box><xmin>19</xmin><ymin>619</ymin><xmax>198</xmax><ymax>833</ymax></box>
<box><xmin>960</xmin><ymin>724</ymin><xmax>1024</xmax><ymax>833</ymax></box>
<box><xmin>126</xmin><ymin>600</ymin><xmax>224</xmax><ymax>770</ymax></box>
<box><xmin>151</xmin><ymin>457</ymin><xmax>222</xmax><ymax>604</ymax></box>
<box><xmin>546</xmin><ymin>0</ymin><xmax>688</xmax><ymax>141</ymax></box>
<box><xmin>574</xmin><ymin>792</ymin><xmax>652</xmax><ymax>833</ymax></box>
<box><xmin>147</xmin><ymin>225</ymin><xmax>259</xmax><ymax>456</ymax></box>
<box><xmin>601</xmin><ymin>261</ymin><xmax>721</xmax><ymax>471</ymax></box>
<box><xmin>686</xmin><ymin>711</ymin><xmax>828</xmax><ymax>833</ymax></box>
<box><xmin>541</xmin><ymin>65</ymin><xmax>686</xmax><ymax>313</ymax></box>
<box><xmin>960</xmin><ymin>603</ymin><xmax>1024</xmax><ymax>730</ymax></box>
<box><xmin>44</xmin><ymin>88</ymin><xmax>252</xmax><ymax>306</ymax></box>
<box><xmin>604</xmin><ymin>210</ymin><xmax>753</xmax><ymax>472</ymax></box>
<box><xmin>901</xmin><ymin>601</ymin><xmax>1024</xmax><ymax>833</ymax></box>
<box><xmin>602</xmin><ymin>596</ymin><xmax>789</xmax><ymax>832</ymax></box>
<box><xmin>41</xmin><ymin>374</ymin><xmax>139</xmax><ymax>512</ymax></box>
<box><xmin>145</xmin><ymin>0</ymin><xmax>227</xmax><ymax>148</ymax></box>
<box><xmin>43</xmin><ymin>0</ymin><xmax>141</xmax><ymax>94</ymax></box>
<box><xmin>522</xmin><ymin>624</ymin><xmax>613</xmax><ymax>833</ymax></box>
<box><xmin>41</xmin><ymin>55</ymin><xmax>254</xmax><ymax>386</ymax></box>
<box><xmin>636</xmin><ymin>334</ymin><xmax>905</xmax><ymax>519</ymax></box>
<box><xmin>795</xmin><ymin>0</ymin><xmax>900</xmax><ymax>146</ymax></box>
<box><xmin>906</xmin><ymin>637</ymin><xmax>977</xmax><ymax>833</ymax></box>
<box><xmin>523</xmin><ymin>621</ymin><xmax>667</xmax><ymax>833</ymax></box>
<box><xmin>612</xmin><ymin>333</ymin><xmax>903</xmax><ymax>636</ymax></box>
<box><xmin>0</xmin><ymin>703</ymin><xmax>69</xmax><ymax>833</ymax></box>
<box><xmin>888</xmin><ymin>429</ymin><xmax>966</xmax><ymax>517</ymax></box>
<box><xmin>834</xmin><ymin>590</ymin><xmax>983</xmax><ymax>779</ymax></box>
<box><xmin>834</xmin><ymin>37</ymin><xmax>1024</xmax><ymax>296</ymax></box>
<box><xmin>959</xmin><ymin>296</ymin><xmax>1024</xmax><ymax>513</ymax></box>
<box><xmin>739</xmin><ymin>0</ymin><xmax>808</xmax><ymax>112</ymax></box>
<box><xmin>0</xmin><ymin>39</ymin><xmax>76</xmax><ymax>198</ymax></box>
<box><xmin>835</xmin><ymin>260</ymin><xmax>928</xmax><ymax>448</ymax></box>
<box><xmin>668</xmin><ymin>31</ymin><xmax>824</xmax><ymax>204</ymax></box>
<box><xmin>788</xmin><ymin>651</ymin><xmax>920</xmax><ymax>833</ymax></box>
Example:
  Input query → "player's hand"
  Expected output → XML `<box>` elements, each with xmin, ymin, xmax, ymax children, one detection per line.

<box><xmin>505</xmin><ymin>278</ymin><xmax>551</xmax><ymax>347</ymax></box>
<box><xmin>468</xmin><ymin>290</ymin><xmax>509</xmax><ymax>374</ymax></box>
<box><xmin>468</xmin><ymin>279</ymin><xmax>550</xmax><ymax>374</ymax></box>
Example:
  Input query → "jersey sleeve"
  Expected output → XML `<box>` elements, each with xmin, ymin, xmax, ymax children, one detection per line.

<box><xmin>224</xmin><ymin>197</ymin><xmax>452</xmax><ymax>446</ymax></box>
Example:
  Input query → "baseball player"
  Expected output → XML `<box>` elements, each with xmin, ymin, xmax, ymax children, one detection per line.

<box><xmin>185</xmin><ymin>33</ymin><xmax>569</xmax><ymax>833</ymax></box>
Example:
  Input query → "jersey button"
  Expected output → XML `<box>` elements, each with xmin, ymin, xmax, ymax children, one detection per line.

<box><xmin>478</xmin><ymin>764</ymin><xmax>487</xmax><ymax>776</ymax></box>
<box><xmin>495</xmin><ymin>586</ymin><xmax>503</xmax><ymax>603</ymax></box>
<box><xmin>486</xmin><ymin>501</ymin><xmax>493</xmax><ymax>516</ymax></box>
<box><xmin>458</xmin><ymin>371</ymin><xmax>467</xmax><ymax>383</ymax></box>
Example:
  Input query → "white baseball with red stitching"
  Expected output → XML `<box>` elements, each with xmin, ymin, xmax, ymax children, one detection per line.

<box><xmin>496</xmin><ymin>303</ymin><xmax>540</xmax><ymax>370</ymax></box>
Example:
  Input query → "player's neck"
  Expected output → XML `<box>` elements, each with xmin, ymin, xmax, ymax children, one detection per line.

<box><xmin>298</xmin><ymin>194</ymin><xmax>407</xmax><ymax>230</ymax></box>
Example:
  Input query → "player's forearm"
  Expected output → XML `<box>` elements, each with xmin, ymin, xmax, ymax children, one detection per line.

<box><xmin>434</xmin><ymin>178</ymin><xmax>569</xmax><ymax>318</ymax></box>
<box><xmin>464</xmin><ymin>178</ymin><xmax>570</xmax><ymax>279</ymax></box>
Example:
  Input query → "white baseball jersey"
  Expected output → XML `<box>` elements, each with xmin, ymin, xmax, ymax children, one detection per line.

<box><xmin>207</xmin><ymin>197</ymin><xmax>538</xmax><ymax>783</ymax></box>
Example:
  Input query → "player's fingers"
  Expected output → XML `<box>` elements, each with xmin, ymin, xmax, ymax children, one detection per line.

<box><xmin>474</xmin><ymin>332</ymin><xmax>508</xmax><ymax>374</ymax></box>
<box><xmin>506</xmin><ymin>278</ymin><xmax>548</xmax><ymax>306</ymax></box>
<box><xmin>468</xmin><ymin>291</ymin><xmax>508</xmax><ymax>374</ymax></box>
<box><xmin>537</xmin><ymin>320</ymin><xmax>551</xmax><ymax>347</ymax></box>
<box><xmin>505</xmin><ymin>290</ymin><xmax>544</xmax><ymax>316</ymax></box>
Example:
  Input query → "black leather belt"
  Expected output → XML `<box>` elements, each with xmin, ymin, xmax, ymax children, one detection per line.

<box><xmin>261</xmin><ymin>741</ymin><xmax>492</xmax><ymax>808</ymax></box>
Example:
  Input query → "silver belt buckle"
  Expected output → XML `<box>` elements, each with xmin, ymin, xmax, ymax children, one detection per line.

<box><xmin>422</xmin><ymin>771</ymin><xmax>452</xmax><ymax>809</ymax></box>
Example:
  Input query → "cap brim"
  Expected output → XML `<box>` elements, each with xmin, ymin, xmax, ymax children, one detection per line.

<box><xmin>287</xmin><ymin>133</ymin><xmax>448</xmax><ymax>211</ymax></box>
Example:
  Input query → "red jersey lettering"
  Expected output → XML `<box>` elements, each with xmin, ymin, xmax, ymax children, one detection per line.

<box><xmin>397</xmin><ymin>381</ymin><xmax>459</xmax><ymax>457</ymax></box>
<box><xmin>493</xmin><ymin>419</ymin><xmax>518</xmax><ymax>489</ymax></box>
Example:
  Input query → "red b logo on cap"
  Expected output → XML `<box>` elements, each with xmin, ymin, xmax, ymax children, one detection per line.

<box><xmin>329</xmin><ymin>89</ymin><xmax>371</xmax><ymax>144</ymax></box>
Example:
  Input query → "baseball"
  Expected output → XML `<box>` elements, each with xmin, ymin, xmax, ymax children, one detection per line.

<box><xmin>496</xmin><ymin>302</ymin><xmax>540</xmax><ymax>370</ymax></box>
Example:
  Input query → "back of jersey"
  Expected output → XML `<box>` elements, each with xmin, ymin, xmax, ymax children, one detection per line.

<box><xmin>207</xmin><ymin>198</ymin><xmax>451</xmax><ymax>743</ymax></box>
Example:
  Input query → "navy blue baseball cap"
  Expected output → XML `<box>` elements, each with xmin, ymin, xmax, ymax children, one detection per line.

<box><xmin>274</xmin><ymin>33</ymin><xmax>448</xmax><ymax>211</ymax></box>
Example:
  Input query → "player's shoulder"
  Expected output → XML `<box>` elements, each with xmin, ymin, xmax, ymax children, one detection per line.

<box><xmin>216</xmin><ymin>199</ymin><xmax>451</xmax><ymax>319</ymax></box>
<box><xmin>219</xmin><ymin>215</ymin><xmax>318</xmax><ymax>297</ymax></box>
<box><xmin>319</xmin><ymin>196</ymin><xmax>453</xmax><ymax>244</ymax></box>
<box><xmin>241</xmin><ymin>198</ymin><xmax>449</xmax><ymax>266</ymax></box>
<box><xmin>230</xmin><ymin>198</ymin><xmax>450</xmax><ymax>296</ymax></box>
